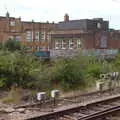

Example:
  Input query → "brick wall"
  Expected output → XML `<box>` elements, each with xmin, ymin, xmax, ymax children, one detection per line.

<box><xmin>0</xmin><ymin>15</ymin><xmax>55</xmax><ymax>52</ymax></box>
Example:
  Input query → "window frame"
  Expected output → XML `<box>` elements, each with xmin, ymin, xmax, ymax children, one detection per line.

<box><xmin>55</xmin><ymin>39</ymin><xmax>62</xmax><ymax>49</ymax></box>
<box><xmin>26</xmin><ymin>31</ymin><xmax>33</xmax><ymax>42</ymax></box>
<box><xmin>10</xmin><ymin>21</ymin><xmax>15</xmax><ymax>26</ymax></box>
<box><xmin>40</xmin><ymin>31</ymin><xmax>45</xmax><ymax>41</ymax></box>
<box><xmin>77</xmin><ymin>39</ymin><xmax>82</xmax><ymax>49</ymax></box>
<box><xmin>35</xmin><ymin>31</ymin><xmax>39</xmax><ymax>42</ymax></box>
<box><xmin>61</xmin><ymin>40</ymin><xmax>66</xmax><ymax>49</ymax></box>
<box><xmin>68</xmin><ymin>39</ymin><xmax>73</xmax><ymax>49</ymax></box>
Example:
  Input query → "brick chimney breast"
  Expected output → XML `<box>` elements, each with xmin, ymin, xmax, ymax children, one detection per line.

<box><xmin>64</xmin><ymin>13</ymin><xmax>69</xmax><ymax>22</ymax></box>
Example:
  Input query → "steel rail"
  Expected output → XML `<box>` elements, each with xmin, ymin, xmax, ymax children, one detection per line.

<box><xmin>15</xmin><ymin>87</ymin><xmax>120</xmax><ymax>109</ymax></box>
<box><xmin>79</xmin><ymin>106</ymin><xmax>120</xmax><ymax>120</ymax></box>
<box><xmin>25</xmin><ymin>95</ymin><xmax>120</xmax><ymax>120</ymax></box>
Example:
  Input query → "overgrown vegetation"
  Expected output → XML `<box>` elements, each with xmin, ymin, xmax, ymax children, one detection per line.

<box><xmin>2</xmin><ymin>87</ymin><xmax>22</xmax><ymax>104</ymax></box>
<box><xmin>0</xmin><ymin>40</ymin><xmax>119</xmax><ymax>92</ymax></box>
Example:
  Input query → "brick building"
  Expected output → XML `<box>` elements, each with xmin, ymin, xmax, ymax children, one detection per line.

<box><xmin>49</xmin><ymin>14</ymin><xmax>120</xmax><ymax>57</ymax></box>
<box><xmin>0</xmin><ymin>12</ymin><xmax>120</xmax><ymax>57</ymax></box>
<box><xmin>0</xmin><ymin>12</ymin><xmax>55</xmax><ymax>52</ymax></box>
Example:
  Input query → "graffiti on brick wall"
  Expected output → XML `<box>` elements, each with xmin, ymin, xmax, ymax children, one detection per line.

<box><xmin>100</xmin><ymin>31</ymin><xmax>108</xmax><ymax>48</ymax></box>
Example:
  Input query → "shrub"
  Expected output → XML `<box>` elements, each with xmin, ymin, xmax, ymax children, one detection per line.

<box><xmin>51</xmin><ymin>58</ymin><xmax>87</xmax><ymax>90</ymax></box>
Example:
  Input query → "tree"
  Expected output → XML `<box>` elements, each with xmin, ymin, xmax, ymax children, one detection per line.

<box><xmin>4</xmin><ymin>39</ymin><xmax>22</xmax><ymax>51</ymax></box>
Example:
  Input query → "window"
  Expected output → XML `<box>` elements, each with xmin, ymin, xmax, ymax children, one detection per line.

<box><xmin>9</xmin><ymin>36</ymin><xmax>14</xmax><ymax>40</ymax></box>
<box><xmin>62</xmin><ymin>40</ymin><xmax>66</xmax><ymax>49</ymax></box>
<box><xmin>11</xmin><ymin>29</ymin><xmax>15</xmax><ymax>32</ymax></box>
<box><xmin>26</xmin><ymin>31</ymin><xmax>33</xmax><ymax>42</ymax></box>
<box><xmin>10</xmin><ymin>21</ymin><xmax>15</xmax><ymax>26</ymax></box>
<box><xmin>55</xmin><ymin>40</ymin><xmax>61</xmax><ymax>49</ymax></box>
<box><xmin>36</xmin><ymin>46</ymin><xmax>40</xmax><ymax>52</ymax></box>
<box><xmin>97</xmin><ymin>23</ymin><xmax>101</xmax><ymax>29</ymax></box>
<box><xmin>16</xmin><ymin>36</ymin><xmax>21</xmax><ymax>42</ymax></box>
<box><xmin>46</xmin><ymin>33</ymin><xmax>49</xmax><ymax>40</ymax></box>
<box><xmin>77</xmin><ymin>39</ymin><xmax>82</xmax><ymax>49</ymax></box>
<box><xmin>69</xmin><ymin>39</ymin><xmax>73</xmax><ymax>49</ymax></box>
<box><xmin>35</xmin><ymin>31</ymin><xmax>39</xmax><ymax>41</ymax></box>
<box><xmin>41</xmin><ymin>31</ymin><xmax>45</xmax><ymax>41</ymax></box>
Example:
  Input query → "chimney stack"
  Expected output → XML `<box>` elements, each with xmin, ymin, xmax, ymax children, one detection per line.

<box><xmin>64</xmin><ymin>13</ymin><xmax>69</xmax><ymax>22</ymax></box>
<box><xmin>6</xmin><ymin>11</ymin><xmax>10</xmax><ymax>18</ymax></box>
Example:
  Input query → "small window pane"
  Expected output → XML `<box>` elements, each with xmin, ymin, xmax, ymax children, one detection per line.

<box><xmin>10</xmin><ymin>21</ymin><xmax>15</xmax><ymax>26</ymax></box>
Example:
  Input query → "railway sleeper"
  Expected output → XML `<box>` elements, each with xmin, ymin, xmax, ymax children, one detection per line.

<box><xmin>63</xmin><ymin>114</ymin><xmax>77</xmax><ymax>120</ymax></box>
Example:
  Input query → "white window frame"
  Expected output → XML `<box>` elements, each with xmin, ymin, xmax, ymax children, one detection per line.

<box><xmin>35</xmin><ymin>31</ymin><xmax>39</xmax><ymax>42</ymax></box>
<box><xmin>46</xmin><ymin>33</ymin><xmax>49</xmax><ymax>40</ymax></box>
<box><xmin>26</xmin><ymin>31</ymin><xmax>33</xmax><ymax>42</ymax></box>
<box><xmin>69</xmin><ymin>39</ymin><xmax>73</xmax><ymax>49</ymax></box>
<box><xmin>41</xmin><ymin>31</ymin><xmax>45</xmax><ymax>41</ymax></box>
<box><xmin>77</xmin><ymin>39</ymin><xmax>82</xmax><ymax>49</ymax></box>
<box><xmin>61</xmin><ymin>40</ymin><xmax>66</xmax><ymax>49</ymax></box>
<box><xmin>55</xmin><ymin>39</ymin><xmax>61</xmax><ymax>49</ymax></box>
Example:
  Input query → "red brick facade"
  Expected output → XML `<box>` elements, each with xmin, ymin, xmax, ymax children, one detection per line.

<box><xmin>0</xmin><ymin>12</ymin><xmax>55</xmax><ymax>52</ymax></box>
<box><xmin>0</xmin><ymin>13</ymin><xmax>120</xmax><ymax>57</ymax></box>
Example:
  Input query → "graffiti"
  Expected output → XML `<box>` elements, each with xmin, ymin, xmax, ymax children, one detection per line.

<box><xmin>100</xmin><ymin>31</ymin><xmax>108</xmax><ymax>48</ymax></box>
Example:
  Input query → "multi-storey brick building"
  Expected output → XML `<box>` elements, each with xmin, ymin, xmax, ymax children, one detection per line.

<box><xmin>49</xmin><ymin>14</ymin><xmax>120</xmax><ymax>57</ymax></box>
<box><xmin>0</xmin><ymin>12</ymin><xmax>120</xmax><ymax>57</ymax></box>
<box><xmin>0</xmin><ymin>12</ymin><xmax>55</xmax><ymax>52</ymax></box>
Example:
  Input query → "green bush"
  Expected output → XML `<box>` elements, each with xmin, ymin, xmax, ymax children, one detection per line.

<box><xmin>0</xmin><ymin>44</ymin><xmax>118</xmax><ymax>92</ymax></box>
<box><xmin>51</xmin><ymin>57</ymin><xmax>88</xmax><ymax>90</ymax></box>
<box><xmin>0</xmin><ymin>51</ymin><xmax>45</xmax><ymax>89</ymax></box>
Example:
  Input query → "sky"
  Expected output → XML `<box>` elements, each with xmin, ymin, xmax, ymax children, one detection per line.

<box><xmin>0</xmin><ymin>0</ymin><xmax>120</xmax><ymax>29</ymax></box>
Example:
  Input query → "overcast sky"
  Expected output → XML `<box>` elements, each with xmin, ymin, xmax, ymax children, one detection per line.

<box><xmin>0</xmin><ymin>0</ymin><xmax>120</xmax><ymax>29</ymax></box>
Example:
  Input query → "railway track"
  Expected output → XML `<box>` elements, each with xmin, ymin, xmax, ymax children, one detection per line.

<box><xmin>2</xmin><ymin>88</ymin><xmax>120</xmax><ymax>120</ymax></box>
<box><xmin>26</xmin><ymin>94</ymin><xmax>120</xmax><ymax>120</ymax></box>
<box><xmin>14</xmin><ymin>87</ymin><xmax>120</xmax><ymax>109</ymax></box>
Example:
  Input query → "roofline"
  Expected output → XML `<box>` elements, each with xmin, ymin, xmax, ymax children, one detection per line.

<box><xmin>22</xmin><ymin>21</ymin><xmax>56</xmax><ymax>24</ymax></box>
<box><xmin>58</xmin><ymin>18</ymin><xmax>108</xmax><ymax>23</ymax></box>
